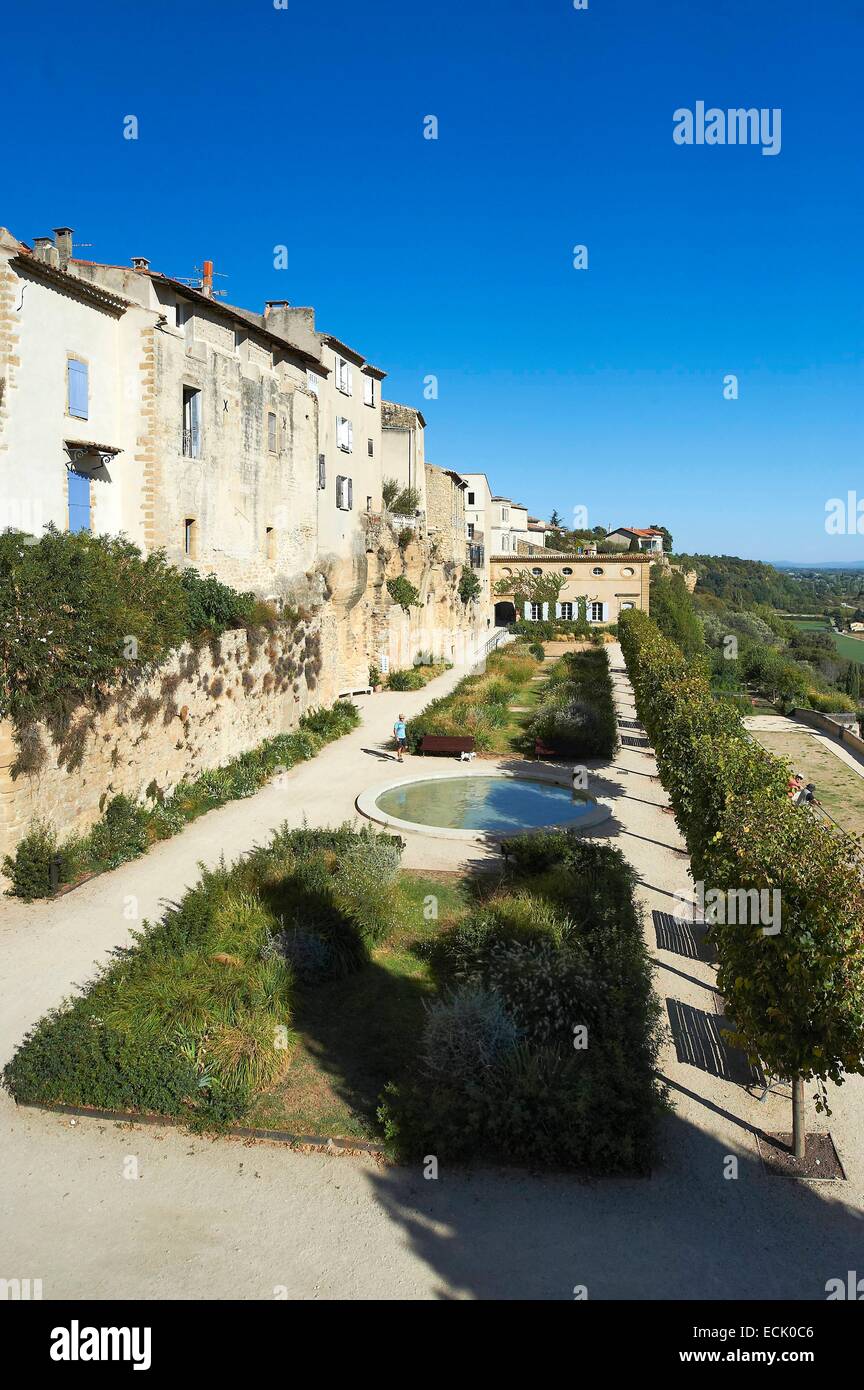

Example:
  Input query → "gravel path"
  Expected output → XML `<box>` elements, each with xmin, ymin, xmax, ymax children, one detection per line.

<box><xmin>1</xmin><ymin>646</ymin><xmax>861</xmax><ymax>1299</ymax></box>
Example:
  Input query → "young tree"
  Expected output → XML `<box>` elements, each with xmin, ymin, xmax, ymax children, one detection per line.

<box><xmin>714</xmin><ymin>794</ymin><xmax>864</xmax><ymax>1159</ymax></box>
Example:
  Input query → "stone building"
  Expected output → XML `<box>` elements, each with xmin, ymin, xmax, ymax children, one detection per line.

<box><xmin>490</xmin><ymin>550</ymin><xmax>651</xmax><ymax>626</ymax></box>
<box><xmin>0</xmin><ymin>223</ymin><xmax>487</xmax><ymax>700</ymax></box>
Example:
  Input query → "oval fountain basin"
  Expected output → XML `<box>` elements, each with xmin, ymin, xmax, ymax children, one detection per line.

<box><xmin>374</xmin><ymin>775</ymin><xmax>598</xmax><ymax>834</ymax></box>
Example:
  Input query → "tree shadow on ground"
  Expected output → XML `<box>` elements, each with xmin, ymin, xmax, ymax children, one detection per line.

<box><xmin>361</xmin><ymin>1109</ymin><xmax>864</xmax><ymax>1299</ymax></box>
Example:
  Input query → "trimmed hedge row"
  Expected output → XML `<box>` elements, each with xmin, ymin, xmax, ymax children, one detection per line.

<box><xmin>527</xmin><ymin>646</ymin><xmax>618</xmax><ymax>758</ymax></box>
<box><xmin>379</xmin><ymin>831</ymin><xmax>667</xmax><ymax>1173</ymax></box>
<box><xmin>618</xmin><ymin>609</ymin><xmax>864</xmax><ymax>1108</ymax></box>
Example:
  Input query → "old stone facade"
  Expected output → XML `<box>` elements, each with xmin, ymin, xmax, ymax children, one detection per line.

<box><xmin>490</xmin><ymin>551</ymin><xmax>652</xmax><ymax>625</ymax></box>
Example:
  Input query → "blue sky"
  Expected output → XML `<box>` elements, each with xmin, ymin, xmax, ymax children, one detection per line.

<box><xmin>6</xmin><ymin>0</ymin><xmax>862</xmax><ymax>562</ymax></box>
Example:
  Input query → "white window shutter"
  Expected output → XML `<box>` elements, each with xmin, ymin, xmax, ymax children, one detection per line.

<box><xmin>347</xmin><ymin>478</ymin><xmax>353</xmax><ymax>510</ymax></box>
<box><xmin>523</xmin><ymin>601</ymin><xmax>531</xmax><ymax>620</ymax></box>
<box><xmin>347</xmin><ymin>364</ymin><xmax>353</xmax><ymax>396</ymax></box>
<box><xmin>554</xmin><ymin>602</ymin><xmax>562</xmax><ymax>618</ymax></box>
<box><xmin>603</xmin><ymin>602</ymin><xmax>609</xmax><ymax>621</ymax></box>
<box><xmin>542</xmin><ymin>602</ymin><xmax>549</xmax><ymax>620</ymax></box>
<box><xmin>347</xmin><ymin>421</ymin><xmax>353</xmax><ymax>453</ymax></box>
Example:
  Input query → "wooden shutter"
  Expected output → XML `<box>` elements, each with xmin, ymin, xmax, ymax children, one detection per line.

<box><xmin>554</xmin><ymin>602</ymin><xmax>562</xmax><ymax>618</ymax></box>
<box><xmin>523</xmin><ymin>601</ymin><xmax>531</xmax><ymax>620</ymax></box>
<box><xmin>318</xmin><ymin>454</ymin><xmax>326</xmax><ymax>489</ymax></box>
<box><xmin>347</xmin><ymin>478</ymin><xmax>353</xmax><ymax>510</ymax></box>
<box><xmin>67</xmin><ymin>469</ymin><xmax>91</xmax><ymax>533</ymax></box>
<box><xmin>347</xmin><ymin>421</ymin><xmax>353</xmax><ymax>453</ymax></box>
<box><xmin>542</xmin><ymin>602</ymin><xmax>549</xmax><ymax>620</ymax></box>
<box><xmin>602</xmin><ymin>602</ymin><xmax>610</xmax><ymax>622</ymax></box>
<box><xmin>68</xmin><ymin>360</ymin><xmax>88</xmax><ymax>419</ymax></box>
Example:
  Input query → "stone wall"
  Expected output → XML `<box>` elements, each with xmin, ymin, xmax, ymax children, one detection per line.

<box><xmin>0</xmin><ymin>618</ymin><xmax>325</xmax><ymax>875</ymax></box>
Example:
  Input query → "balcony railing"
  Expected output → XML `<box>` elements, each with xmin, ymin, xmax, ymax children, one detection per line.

<box><xmin>182</xmin><ymin>428</ymin><xmax>201</xmax><ymax>459</ymax></box>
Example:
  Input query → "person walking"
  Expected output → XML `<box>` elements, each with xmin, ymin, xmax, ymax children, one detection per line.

<box><xmin>393</xmin><ymin>713</ymin><xmax>408</xmax><ymax>763</ymax></box>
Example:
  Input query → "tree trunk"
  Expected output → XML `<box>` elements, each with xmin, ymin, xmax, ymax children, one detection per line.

<box><xmin>792</xmin><ymin>1077</ymin><xmax>806</xmax><ymax>1160</ymax></box>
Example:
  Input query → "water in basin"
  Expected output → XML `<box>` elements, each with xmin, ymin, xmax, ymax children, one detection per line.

<box><xmin>375</xmin><ymin>775</ymin><xmax>595</xmax><ymax>833</ymax></box>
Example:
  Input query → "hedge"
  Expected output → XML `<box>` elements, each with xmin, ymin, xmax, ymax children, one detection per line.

<box><xmin>619</xmin><ymin>608</ymin><xmax>864</xmax><ymax>1148</ymax></box>
<box><xmin>379</xmin><ymin>832</ymin><xmax>667</xmax><ymax>1172</ymax></box>
<box><xmin>527</xmin><ymin>646</ymin><xmax>618</xmax><ymax>758</ymax></box>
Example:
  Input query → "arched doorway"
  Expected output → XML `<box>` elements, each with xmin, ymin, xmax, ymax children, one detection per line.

<box><xmin>494</xmin><ymin>600</ymin><xmax>516</xmax><ymax>627</ymax></box>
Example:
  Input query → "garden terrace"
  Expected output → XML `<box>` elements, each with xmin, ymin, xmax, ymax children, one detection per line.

<box><xmin>4</xmin><ymin>824</ymin><xmax>666</xmax><ymax>1173</ymax></box>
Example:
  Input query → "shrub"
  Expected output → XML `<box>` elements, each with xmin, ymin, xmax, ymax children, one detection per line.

<box><xmin>0</xmin><ymin>527</ymin><xmax>260</xmax><ymax>737</ymax></box>
<box><xmin>382</xmin><ymin>837</ymin><xmax>665</xmax><ymax>1172</ymax></box>
<box><xmin>458</xmin><ymin>568</ymin><xmax>482</xmax><ymax>604</ymax></box>
<box><xmin>528</xmin><ymin>642</ymin><xmax>545</xmax><ymax>661</ymax></box>
<box><xmin>386</xmin><ymin>576</ymin><xmax>420</xmax><ymax>612</ymax></box>
<box><xmin>387</xmin><ymin>668</ymin><xmax>425</xmax><ymax>691</ymax></box>
<box><xmin>420</xmin><ymin>988</ymin><xmax>521</xmax><ymax>1084</ymax></box>
<box><xmin>527</xmin><ymin>647</ymin><xmax>617</xmax><ymax>758</ymax></box>
<box><xmin>2</xmin><ymin>819</ymin><xmax>68</xmax><ymax>901</ymax></box>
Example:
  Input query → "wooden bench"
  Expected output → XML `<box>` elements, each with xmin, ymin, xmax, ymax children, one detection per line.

<box><xmin>419</xmin><ymin>735</ymin><xmax>476</xmax><ymax>756</ymax></box>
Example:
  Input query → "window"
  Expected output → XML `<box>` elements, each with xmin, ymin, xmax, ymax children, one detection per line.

<box><xmin>265</xmin><ymin>526</ymin><xmax>276</xmax><ymax>563</ymax></box>
<box><xmin>501</xmin><ymin>534</ymin><xmax>510</xmax><ymax>551</ymax></box>
<box><xmin>184</xmin><ymin>518</ymin><xmax>197</xmax><ymax>558</ymax></box>
<box><xmin>530</xmin><ymin>602</ymin><xmax>543</xmax><ymax>621</ymax></box>
<box><xmin>175</xmin><ymin>302</ymin><xmax>188</xmax><ymax>330</ymax></box>
<box><xmin>366</xmin><ymin>495</ymin><xmax>372</xmax><ymax>512</ymax></box>
<box><xmin>267</xmin><ymin>412</ymin><xmax>277</xmax><ymax>453</ymax></box>
<box><xmin>590</xmin><ymin>601</ymin><xmax>604</xmax><ymax>622</ymax></box>
<box><xmin>67</xmin><ymin>469</ymin><xmax>91</xmax><ymax>533</ymax></box>
<box><xmin>531</xmin><ymin>567</ymin><xmax>542</xmax><ymax>576</ymax></box>
<box><xmin>363</xmin><ymin>375</ymin><xmax>375</xmax><ymax>407</ymax></box>
<box><xmin>182</xmin><ymin>387</ymin><xmax>202</xmax><ymax>458</ymax></box>
<box><xmin>501</xmin><ymin>507</ymin><xmax>509</xmax><ymax>522</ymax></box>
<box><xmin>622</xmin><ymin>566</ymin><xmax>635</xmax><ymax>576</ymax></box>
<box><xmin>562</xmin><ymin>567</ymin><xmax>573</xmax><ymax>575</ymax></box>
<box><xmin>318</xmin><ymin>454</ymin><xmax>326</xmax><ymax>490</ymax></box>
<box><xmin>367</xmin><ymin>438</ymin><xmax>374</xmax><ymax>457</ymax></box>
<box><xmin>560</xmin><ymin>602</ymin><xmax>574</xmax><ymax>620</ymax></box>
<box><xmin>336</xmin><ymin>416</ymin><xmax>353</xmax><ymax>452</ymax></box>
<box><xmin>620</xmin><ymin>601</ymin><xmax>634</xmax><ymax>611</ymax></box>
<box><xmin>336</xmin><ymin>356</ymin><xmax>353</xmax><ymax>396</ymax></box>
<box><xmin>336</xmin><ymin>475</ymin><xmax>353</xmax><ymax>511</ymax></box>
<box><xmin>592</xmin><ymin>566</ymin><xmax>604</xmax><ymax>576</ymax></box>
<box><xmin>467</xmin><ymin>491</ymin><xmax>475</xmax><ymax>506</ymax></box>
<box><xmin>67</xmin><ymin>358</ymin><xmax>88</xmax><ymax>420</ymax></box>
<box><xmin>307</xmin><ymin>369</ymin><xmax>320</xmax><ymax>396</ymax></box>
<box><xmin>467</xmin><ymin>523</ymin><xmax>475</xmax><ymax>539</ymax></box>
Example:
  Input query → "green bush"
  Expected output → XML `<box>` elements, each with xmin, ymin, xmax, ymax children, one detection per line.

<box><xmin>528</xmin><ymin>642</ymin><xmax>545</xmax><ymax>661</ymax></box>
<box><xmin>526</xmin><ymin>647</ymin><xmax>617</xmax><ymax>757</ymax></box>
<box><xmin>1</xmin><ymin>819</ymin><xmax>69</xmax><ymax>901</ymax></box>
<box><xmin>387</xmin><ymin>668</ymin><xmax>426</xmax><ymax>691</ymax></box>
<box><xmin>381</xmin><ymin>836</ymin><xmax>665</xmax><ymax>1173</ymax></box>
<box><xmin>619</xmin><ymin>607</ymin><xmax>864</xmax><ymax>1147</ymax></box>
<box><xmin>386</xmin><ymin>576</ymin><xmax>420</xmax><ymax>612</ymax></box>
<box><xmin>0</xmin><ymin>527</ymin><xmax>262</xmax><ymax>735</ymax></box>
<box><xmin>3</xmin><ymin>823</ymin><xmax>404</xmax><ymax>1128</ymax></box>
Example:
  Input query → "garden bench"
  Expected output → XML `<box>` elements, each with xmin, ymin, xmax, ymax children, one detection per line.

<box><xmin>419</xmin><ymin>735</ymin><xmax>475</xmax><ymax>756</ymax></box>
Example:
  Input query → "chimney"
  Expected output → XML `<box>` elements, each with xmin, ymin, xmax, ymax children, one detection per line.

<box><xmin>201</xmin><ymin>259</ymin><xmax>213</xmax><ymax>297</ymax></box>
<box><xmin>264</xmin><ymin>303</ymin><xmax>319</xmax><ymax>357</ymax></box>
<box><xmin>33</xmin><ymin>237</ymin><xmax>59</xmax><ymax>267</ymax></box>
<box><xmin>131</xmin><ymin>256</ymin><xmax>150</xmax><ymax>272</ymax></box>
<box><xmin>53</xmin><ymin>227</ymin><xmax>73</xmax><ymax>267</ymax></box>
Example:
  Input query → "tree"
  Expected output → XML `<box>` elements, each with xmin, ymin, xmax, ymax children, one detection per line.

<box><xmin>649</xmin><ymin>568</ymin><xmax>704</xmax><ymax>659</ymax></box>
<box><xmin>649</xmin><ymin>523</ymin><xmax>674</xmax><ymax>553</ymax></box>
<box><xmin>549</xmin><ymin>509</ymin><xmax>563</xmax><ymax>528</ymax></box>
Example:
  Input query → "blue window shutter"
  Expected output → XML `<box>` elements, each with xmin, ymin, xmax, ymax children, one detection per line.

<box><xmin>68</xmin><ymin>360</ymin><xmax>88</xmax><ymax>419</ymax></box>
<box><xmin>68</xmin><ymin>470</ymin><xmax>91</xmax><ymax>533</ymax></box>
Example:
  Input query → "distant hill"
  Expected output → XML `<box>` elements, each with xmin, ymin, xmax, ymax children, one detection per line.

<box><xmin>771</xmin><ymin>561</ymin><xmax>864</xmax><ymax>571</ymax></box>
